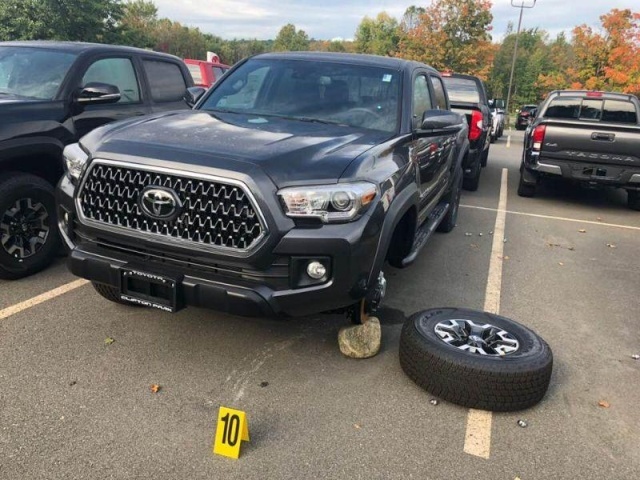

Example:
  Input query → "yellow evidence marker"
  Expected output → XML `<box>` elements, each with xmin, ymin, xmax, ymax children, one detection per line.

<box><xmin>213</xmin><ymin>406</ymin><xmax>250</xmax><ymax>459</ymax></box>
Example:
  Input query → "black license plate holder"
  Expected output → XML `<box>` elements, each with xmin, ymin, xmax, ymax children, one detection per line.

<box><xmin>119</xmin><ymin>267</ymin><xmax>182</xmax><ymax>312</ymax></box>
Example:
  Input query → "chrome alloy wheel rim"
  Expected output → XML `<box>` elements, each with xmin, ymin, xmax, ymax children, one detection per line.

<box><xmin>434</xmin><ymin>319</ymin><xmax>520</xmax><ymax>356</ymax></box>
<box><xmin>1</xmin><ymin>198</ymin><xmax>50</xmax><ymax>259</ymax></box>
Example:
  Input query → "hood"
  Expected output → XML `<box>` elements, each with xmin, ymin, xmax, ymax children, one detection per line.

<box><xmin>81</xmin><ymin>110</ymin><xmax>390</xmax><ymax>187</ymax></box>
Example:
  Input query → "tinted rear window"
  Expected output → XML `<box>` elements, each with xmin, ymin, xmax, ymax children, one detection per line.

<box><xmin>442</xmin><ymin>77</ymin><xmax>480</xmax><ymax>103</ymax></box>
<box><xmin>602</xmin><ymin>100</ymin><xmax>637</xmax><ymax>124</ymax></box>
<box><xmin>144</xmin><ymin>60</ymin><xmax>187</xmax><ymax>102</ymax></box>
<box><xmin>545</xmin><ymin>96</ymin><xmax>637</xmax><ymax>124</ymax></box>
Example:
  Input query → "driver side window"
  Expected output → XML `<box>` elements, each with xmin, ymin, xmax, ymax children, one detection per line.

<box><xmin>82</xmin><ymin>58</ymin><xmax>140</xmax><ymax>104</ymax></box>
<box><xmin>413</xmin><ymin>75</ymin><xmax>432</xmax><ymax>129</ymax></box>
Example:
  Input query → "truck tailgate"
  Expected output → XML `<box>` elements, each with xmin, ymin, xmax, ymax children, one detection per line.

<box><xmin>540</xmin><ymin>120</ymin><xmax>640</xmax><ymax>167</ymax></box>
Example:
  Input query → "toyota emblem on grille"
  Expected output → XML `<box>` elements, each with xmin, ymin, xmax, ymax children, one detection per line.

<box><xmin>139</xmin><ymin>187</ymin><xmax>182</xmax><ymax>221</ymax></box>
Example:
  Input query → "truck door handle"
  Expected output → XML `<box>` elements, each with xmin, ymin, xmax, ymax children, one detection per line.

<box><xmin>591</xmin><ymin>132</ymin><xmax>615</xmax><ymax>142</ymax></box>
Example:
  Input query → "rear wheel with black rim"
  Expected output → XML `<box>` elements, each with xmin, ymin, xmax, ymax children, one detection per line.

<box><xmin>399</xmin><ymin>308</ymin><xmax>553</xmax><ymax>411</ymax></box>
<box><xmin>627</xmin><ymin>190</ymin><xmax>640</xmax><ymax>211</ymax></box>
<box><xmin>437</xmin><ymin>166</ymin><xmax>463</xmax><ymax>233</ymax></box>
<box><xmin>0</xmin><ymin>173</ymin><xmax>61</xmax><ymax>280</ymax></box>
<box><xmin>463</xmin><ymin>161</ymin><xmax>481</xmax><ymax>192</ymax></box>
<box><xmin>517</xmin><ymin>172</ymin><xmax>536</xmax><ymax>197</ymax></box>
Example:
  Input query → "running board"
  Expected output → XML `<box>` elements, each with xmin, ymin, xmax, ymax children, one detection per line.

<box><xmin>401</xmin><ymin>202</ymin><xmax>450</xmax><ymax>268</ymax></box>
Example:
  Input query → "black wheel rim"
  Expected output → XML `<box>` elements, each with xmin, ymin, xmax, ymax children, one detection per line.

<box><xmin>1</xmin><ymin>198</ymin><xmax>50</xmax><ymax>259</ymax></box>
<box><xmin>434</xmin><ymin>318</ymin><xmax>520</xmax><ymax>356</ymax></box>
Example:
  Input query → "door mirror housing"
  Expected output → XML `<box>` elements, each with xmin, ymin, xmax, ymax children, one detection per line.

<box><xmin>76</xmin><ymin>82</ymin><xmax>121</xmax><ymax>105</ymax></box>
<box><xmin>184</xmin><ymin>87</ymin><xmax>207</xmax><ymax>108</ymax></box>
<box><xmin>420</xmin><ymin>110</ymin><xmax>462</xmax><ymax>131</ymax></box>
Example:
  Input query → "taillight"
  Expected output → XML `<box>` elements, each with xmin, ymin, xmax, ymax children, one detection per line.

<box><xmin>532</xmin><ymin>125</ymin><xmax>546</xmax><ymax>151</ymax></box>
<box><xmin>469</xmin><ymin>110</ymin><xmax>483</xmax><ymax>141</ymax></box>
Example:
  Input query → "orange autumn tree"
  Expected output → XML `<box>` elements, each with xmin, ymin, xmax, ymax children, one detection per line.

<box><xmin>397</xmin><ymin>0</ymin><xmax>495</xmax><ymax>79</ymax></box>
<box><xmin>567</xmin><ymin>8</ymin><xmax>640</xmax><ymax>95</ymax></box>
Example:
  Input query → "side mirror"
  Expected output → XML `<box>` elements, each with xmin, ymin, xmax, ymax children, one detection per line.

<box><xmin>420</xmin><ymin>110</ymin><xmax>462</xmax><ymax>131</ymax></box>
<box><xmin>184</xmin><ymin>87</ymin><xmax>207</xmax><ymax>108</ymax></box>
<box><xmin>77</xmin><ymin>82</ymin><xmax>120</xmax><ymax>105</ymax></box>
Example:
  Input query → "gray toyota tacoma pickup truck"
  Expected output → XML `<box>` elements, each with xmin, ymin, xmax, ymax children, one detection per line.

<box><xmin>57</xmin><ymin>52</ymin><xmax>469</xmax><ymax>322</ymax></box>
<box><xmin>519</xmin><ymin>90</ymin><xmax>640</xmax><ymax>210</ymax></box>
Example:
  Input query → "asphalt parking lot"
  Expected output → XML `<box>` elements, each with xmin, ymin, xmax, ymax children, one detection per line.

<box><xmin>1</xmin><ymin>130</ymin><xmax>639</xmax><ymax>480</ymax></box>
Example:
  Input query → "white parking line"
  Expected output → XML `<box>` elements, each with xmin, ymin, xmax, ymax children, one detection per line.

<box><xmin>506</xmin><ymin>135</ymin><xmax>511</xmax><ymax>148</ymax></box>
<box><xmin>463</xmin><ymin>168</ymin><xmax>509</xmax><ymax>459</ymax></box>
<box><xmin>461</xmin><ymin>204</ymin><xmax>640</xmax><ymax>231</ymax></box>
<box><xmin>0</xmin><ymin>279</ymin><xmax>89</xmax><ymax>321</ymax></box>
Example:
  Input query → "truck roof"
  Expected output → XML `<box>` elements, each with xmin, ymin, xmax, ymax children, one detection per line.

<box><xmin>253</xmin><ymin>51</ymin><xmax>438</xmax><ymax>74</ymax></box>
<box><xmin>547</xmin><ymin>90</ymin><xmax>638</xmax><ymax>102</ymax></box>
<box><xmin>0</xmin><ymin>40</ymin><xmax>182</xmax><ymax>62</ymax></box>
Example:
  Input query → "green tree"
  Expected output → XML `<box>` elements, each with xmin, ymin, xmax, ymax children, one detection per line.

<box><xmin>354</xmin><ymin>12</ymin><xmax>400</xmax><ymax>56</ymax></box>
<box><xmin>119</xmin><ymin>0</ymin><xmax>158</xmax><ymax>48</ymax></box>
<box><xmin>273</xmin><ymin>24</ymin><xmax>309</xmax><ymax>52</ymax></box>
<box><xmin>0</xmin><ymin>0</ymin><xmax>123</xmax><ymax>42</ymax></box>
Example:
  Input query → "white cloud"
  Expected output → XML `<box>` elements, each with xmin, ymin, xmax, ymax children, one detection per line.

<box><xmin>151</xmin><ymin>0</ymin><xmax>635</xmax><ymax>41</ymax></box>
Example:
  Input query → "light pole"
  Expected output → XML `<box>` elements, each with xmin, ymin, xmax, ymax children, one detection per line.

<box><xmin>505</xmin><ymin>0</ymin><xmax>536</xmax><ymax>125</ymax></box>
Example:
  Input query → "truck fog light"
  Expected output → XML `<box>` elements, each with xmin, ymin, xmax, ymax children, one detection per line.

<box><xmin>306</xmin><ymin>261</ymin><xmax>327</xmax><ymax>280</ymax></box>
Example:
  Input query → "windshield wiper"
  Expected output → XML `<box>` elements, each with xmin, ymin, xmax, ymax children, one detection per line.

<box><xmin>248</xmin><ymin>112</ymin><xmax>348</xmax><ymax>126</ymax></box>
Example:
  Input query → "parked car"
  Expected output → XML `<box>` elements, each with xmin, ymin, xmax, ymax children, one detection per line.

<box><xmin>0</xmin><ymin>41</ymin><xmax>194</xmax><ymax>279</ymax></box>
<box><xmin>518</xmin><ymin>90</ymin><xmax>640</xmax><ymax>210</ymax></box>
<box><xmin>516</xmin><ymin>104</ymin><xmax>538</xmax><ymax>130</ymax></box>
<box><xmin>488</xmin><ymin>98</ymin><xmax>505</xmax><ymax>141</ymax></box>
<box><xmin>57</xmin><ymin>52</ymin><xmax>470</xmax><ymax>322</ymax></box>
<box><xmin>184</xmin><ymin>59</ymin><xmax>230</xmax><ymax>88</ymax></box>
<box><xmin>441</xmin><ymin>72</ymin><xmax>491</xmax><ymax>191</ymax></box>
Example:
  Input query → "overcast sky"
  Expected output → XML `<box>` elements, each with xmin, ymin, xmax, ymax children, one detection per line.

<box><xmin>152</xmin><ymin>0</ymin><xmax>634</xmax><ymax>42</ymax></box>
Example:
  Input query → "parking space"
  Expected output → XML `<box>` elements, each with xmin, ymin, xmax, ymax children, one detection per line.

<box><xmin>1</xmin><ymin>131</ymin><xmax>639</xmax><ymax>479</ymax></box>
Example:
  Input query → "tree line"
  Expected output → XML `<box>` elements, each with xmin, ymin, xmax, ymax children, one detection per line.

<box><xmin>1</xmin><ymin>0</ymin><xmax>638</xmax><ymax>108</ymax></box>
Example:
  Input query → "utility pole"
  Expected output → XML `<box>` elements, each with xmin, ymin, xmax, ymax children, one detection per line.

<box><xmin>505</xmin><ymin>0</ymin><xmax>537</xmax><ymax>124</ymax></box>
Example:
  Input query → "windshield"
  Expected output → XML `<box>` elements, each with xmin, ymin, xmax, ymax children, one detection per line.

<box><xmin>0</xmin><ymin>47</ymin><xmax>77</xmax><ymax>100</ymax></box>
<box><xmin>199</xmin><ymin>58</ymin><xmax>401</xmax><ymax>133</ymax></box>
<box><xmin>442</xmin><ymin>77</ymin><xmax>480</xmax><ymax>103</ymax></box>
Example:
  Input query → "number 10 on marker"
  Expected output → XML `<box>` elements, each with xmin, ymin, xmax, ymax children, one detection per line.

<box><xmin>213</xmin><ymin>406</ymin><xmax>250</xmax><ymax>459</ymax></box>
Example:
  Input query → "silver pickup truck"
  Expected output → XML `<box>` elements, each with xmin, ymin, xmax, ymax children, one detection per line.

<box><xmin>518</xmin><ymin>90</ymin><xmax>640</xmax><ymax>210</ymax></box>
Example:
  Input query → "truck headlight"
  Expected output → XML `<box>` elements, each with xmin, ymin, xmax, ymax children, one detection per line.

<box><xmin>278</xmin><ymin>182</ymin><xmax>377</xmax><ymax>223</ymax></box>
<box><xmin>63</xmin><ymin>143</ymin><xmax>89</xmax><ymax>182</ymax></box>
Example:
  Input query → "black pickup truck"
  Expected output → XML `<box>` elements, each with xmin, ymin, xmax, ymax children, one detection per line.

<box><xmin>57</xmin><ymin>52</ymin><xmax>469</xmax><ymax>321</ymax></box>
<box><xmin>441</xmin><ymin>72</ymin><xmax>491</xmax><ymax>191</ymax></box>
<box><xmin>0</xmin><ymin>41</ymin><xmax>193</xmax><ymax>279</ymax></box>
<box><xmin>518</xmin><ymin>90</ymin><xmax>640</xmax><ymax>210</ymax></box>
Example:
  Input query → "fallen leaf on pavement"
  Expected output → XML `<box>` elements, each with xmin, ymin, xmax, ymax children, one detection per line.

<box><xmin>558</xmin><ymin>262</ymin><xmax>564</xmax><ymax>266</ymax></box>
<box><xmin>597</xmin><ymin>217</ymin><xmax>602</xmax><ymax>222</ymax></box>
<box><xmin>568</xmin><ymin>246</ymin><xmax>575</xmax><ymax>251</ymax></box>
<box><xmin>470</xmin><ymin>243</ymin><xmax>479</xmax><ymax>249</ymax></box>
<box><xmin>606</xmin><ymin>243</ymin><xmax>616</xmax><ymax>248</ymax></box>
<box><xmin>104</xmin><ymin>337</ymin><xmax>115</xmax><ymax>345</ymax></box>
<box><xmin>578</xmin><ymin>229</ymin><xmax>587</xmax><ymax>233</ymax></box>
<box><xmin>598</xmin><ymin>400</ymin><xmax>610</xmax><ymax>408</ymax></box>
<box><xmin>503</xmin><ymin>256</ymin><xmax>510</xmax><ymax>260</ymax></box>
<box><xmin>354</xmin><ymin>424</ymin><xmax>361</xmax><ymax>429</ymax></box>
<box><xmin>150</xmin><ymin>384</ymin><xmax>161</xmax><ymax>394</ymax></box>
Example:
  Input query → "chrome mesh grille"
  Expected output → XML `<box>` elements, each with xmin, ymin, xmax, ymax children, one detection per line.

<box><xmin>78</xmin><ymin>163</ymin><xmax>265</xmax><ymax>251</ymax></box>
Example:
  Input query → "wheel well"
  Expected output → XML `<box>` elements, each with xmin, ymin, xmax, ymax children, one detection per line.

<box><xmin>386</xmin><ymin>206</ymin><xmax>417</xmax><ymax>268</ymax></box>
<box><xmin>0</xmin><ymin>154</ymin><xmax>63</xmax><ymax>186</ymax></box>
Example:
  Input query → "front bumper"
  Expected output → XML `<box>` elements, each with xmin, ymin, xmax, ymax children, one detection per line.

<box><xmin>57</xmin><ymin>174</ymin><xmax>385</xmax><ymax>318</ymax></box>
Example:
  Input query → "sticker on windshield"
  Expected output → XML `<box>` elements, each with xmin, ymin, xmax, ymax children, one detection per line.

<box><xmin>382</xmin><ymin>74</ymin><xmax>393</xmax><ymax>83</ymax></box>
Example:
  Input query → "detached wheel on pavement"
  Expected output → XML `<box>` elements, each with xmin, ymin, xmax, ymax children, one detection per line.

<box><xmin>0</xmin><ymin>173</ymin><xmax>61</xmax><ymax>280</ymax></box>
<box><xmin>399</xmin><ymin>308</ymin><xmax>553</xmax><ymax>412</ymax></box>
